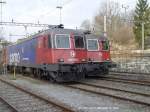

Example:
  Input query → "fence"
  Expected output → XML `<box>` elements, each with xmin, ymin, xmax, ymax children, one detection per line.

<box><xmin>110</xmin><ymin>50</ymin><xmax>150</xmax><ymax>74</ymax></box>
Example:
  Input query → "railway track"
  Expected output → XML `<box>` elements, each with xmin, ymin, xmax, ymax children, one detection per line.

<box><xmin>109</xmin><ymin>72</ymin><xmax>150</xmax><ymax>81</ymax></box>
<box><xmin>1</xmin><ymin>73</ymin><xmax>150</xmax><ymax>111</ymax></box>
<box><xmin>0</xmin><ymin>97</ymin><xmax>17</xmax><ymax>112</ymax></box>
<box><xmin>110</xmin><ymin>72</ymin><xmax>150</xmax><ymax>77</ymax></box>
<box><xmin>67</xmin><ymin>81</ymin><xmax>150</xmax><ymax>106</ymax></box>
<box><xmin>0</xmin><ymin>77</ymin><xmax>75</xmax><ymax>112</ymax></box>
<box><xmin>99</xmin><ymin>74</ymin><xmax>150</xmax><ymax>86</ymax></box>
<box><xmin>101</xmin><ymin>76</ymin><xmax>150</xmax><ymax>86</ymax></box>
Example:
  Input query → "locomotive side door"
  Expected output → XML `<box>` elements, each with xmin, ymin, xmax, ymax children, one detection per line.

<box><xmin>73</xmin><ymin>35</ymin><xmax>87</xmax><ymax>63</ymax></box>
<box><xmin>36</xmin><ymin>35</ymin><xmax>52</xmax><ymax>64</ymax></box>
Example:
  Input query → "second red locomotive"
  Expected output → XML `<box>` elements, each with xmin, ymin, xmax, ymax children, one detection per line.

<box><xmin>85</xmin><ymin>34</ymin><xmax>111</xmax><ymax>76</ymax></box>
<box><xmin>4</xmin><ymin>25</ymin><xmax>112</xmax><ymax>82</ymax></box>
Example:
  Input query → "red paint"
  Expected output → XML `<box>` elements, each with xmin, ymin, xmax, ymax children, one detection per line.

<box><xmin>36</xmin><ymin>33</ymin><xmax>87</xmax><ymax>64</ymax></box>
<box><xmin>87</xmin><ymin>40</ymin><xmax>111</xmax><ymax>62</ymax></box>
<box><xmin>36</xmin><ymin>33</ymin><xmax>111</xmax><ymax>65</ymax></box>
<box><xmin>36</xmin><ymin>35</ymin><xmax>52</xmax><ymax>64</ymax></box>
<box><xmin>102</xmin><ymin>51</ymin><xmax>110</xmax><ymax>61</ymax></box>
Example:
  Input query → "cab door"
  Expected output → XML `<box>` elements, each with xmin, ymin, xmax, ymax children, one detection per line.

<box><xmin>73</xmin><ymin>35</ymin><xmax>87</xmax><ymax>63</ymax></box>
<box><xmin>36</xmin><ymin>35</ymin><xmax>52</xmax><ymax>64</ymax></box>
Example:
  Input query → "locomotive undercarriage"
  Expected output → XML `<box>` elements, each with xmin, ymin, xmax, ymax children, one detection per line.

<box><xmin>7</xmin><ymin>61</ymin><xmax>113</xmax><ymax>82</ymax></box>
<box><xmin>84</xmin><ymin>62</ymin><xmax>112</xmax><ymax>76</ymax></box>
<box><xmin>7</xmin><ymin>64</ymin><xmax>86</xmax><ymax>82</ymax></box>
<box><xmin>37</xmin><ymin>64</ymin><xmax>86</xmax><ymax>82</ymax></box>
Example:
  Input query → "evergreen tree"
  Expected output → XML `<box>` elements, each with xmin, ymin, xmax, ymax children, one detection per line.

<box><xmin>133</xmin><ymin>0</ymin><xmax>150</xmax><ymax>46</ymax></box>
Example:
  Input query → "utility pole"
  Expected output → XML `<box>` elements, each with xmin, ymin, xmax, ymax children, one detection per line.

<box><xmin>122</xmin><ymin>4</ymin><xmax>129</xmax><ymax>18</ymax></box>
<box><xmin>104</xmin><ymin>0</ymin><xmax>109</xmax><ymax>37</ymax></box>
<box><xmin>0</xmin><ymin>0</ymin><xmax>6</xmax><ymax>40</ymax></box>
<box><xmin>122</xmin><ymin>4</ymin><xmax>129</xmax><ymax>27</ymax></box>
<box><xmin>142</xmin><ymin>22</ymin><xmax>145</xmax><ymax>50</ymax></box>
<box><xmin>0</xmin><ymin>0</ymin><xmax>6</xmax><ymax>75</ymax></box>
<box><xmin>56</xmin><ymin>6</ymin><xmax>63</xmax><ymax>24</ymax></box>
<box><xmin>104</xmin><ymin>16</ymin><xmax>107</xmax><ymax>37</ymax></box>
<box><xmin>0</xmin><ymin>0</ymin><xmax>6</xmax><ymax>24</ymax></box>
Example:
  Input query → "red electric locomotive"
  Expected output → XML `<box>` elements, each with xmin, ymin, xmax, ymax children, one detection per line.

<box><xmin>5</xmin><ymin>25</ymin><xmax>113</xmax><ymax>82</ymax></box>
<box><xmin>6</xmin><ymin>25</ymin><xmax>87</xmax><ymax>82</ymax></box>
<box><xmin>85</xmin><ymin>34</ymin><xmax>111</xmax><ymax>76</ymax></box>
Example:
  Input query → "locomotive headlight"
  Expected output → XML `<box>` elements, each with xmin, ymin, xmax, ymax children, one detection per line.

<box><xmin>106</xmin><ymin>58</ymin><xmax>110</xmax><ymax>61</ymax></box>
<box><xmin>89</xmin><ymin>58</ymin><xmax>94</xmax><ymax>62</ymax></box>
<box><xmin>81</xmin><ymin>59</ymin><xmax>86</xmax><ymax>62</ymax></box>
<box><xmin>58</xmin><ymin>58</ymin><xmax>64</xmax><ymax>62</ymax></box>
<box><xmin>91</xmin><ymin>58</ymin><xmax>94</xmax><ymax>61</ymax></box>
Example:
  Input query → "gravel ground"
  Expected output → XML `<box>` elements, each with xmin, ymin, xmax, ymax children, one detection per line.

<box><xmin>0</xmin><ymin>74</ymin><xmax>150</xmax><ymax>112</ymax></box>
<box><xmin>0</xmin><ymin>80</ymin><xmax>64</xmax><ymax>112</ymax></box>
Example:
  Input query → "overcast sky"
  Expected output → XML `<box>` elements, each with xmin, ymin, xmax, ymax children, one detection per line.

<box><xmin>0</xmin><ymin>0</ymin><xmax>140</xmax><ymax>41</ymax></box>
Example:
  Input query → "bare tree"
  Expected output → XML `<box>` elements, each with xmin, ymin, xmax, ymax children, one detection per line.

<box><xmin>91</xmin><ymin>1</ymin><xmax>135</xmax><ymax>48</ymax></box>
<box><xmin>92</xmin><ymin>1</ymin><xmax>121</xmax><ymax>35</ymax></box>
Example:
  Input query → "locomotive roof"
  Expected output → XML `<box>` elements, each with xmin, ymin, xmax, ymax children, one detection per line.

<box><xmin>85</xmin><ymin>34</ymin><xmax>108</xmax><ymax>41</ymax></box>
<box><xmin>46</xmin><ymin>28</ymin><xmax>85</xmax><ymax>34</ymax></box>
<box><xmin>7</xmin><ymin>27</ymin><xmax>108</xmax><ymax>47</ymax></box>
<box><xmin>7</xmin><ymin>28</ymin><xmax>85</xmax><ymax>47</ymax></box>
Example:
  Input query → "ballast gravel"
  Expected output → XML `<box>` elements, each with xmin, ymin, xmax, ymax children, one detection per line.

<box><xmin>0</xmin><ymin>74</ymin><xmax>150</xmax><ymax>112</ymax></box>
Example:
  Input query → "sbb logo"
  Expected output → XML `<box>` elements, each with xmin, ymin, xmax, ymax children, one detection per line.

<box><xmin>9</xmin><ymin>53</ymin><xmax>20</xmax><ymax>64</ymax></box>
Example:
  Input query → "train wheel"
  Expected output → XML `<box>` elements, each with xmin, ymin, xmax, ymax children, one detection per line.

<box><xmin>33</xmin><ymin>69</ymin><xmax>37</xmax><ymax>78</ymax></box>
<box><xmin>102</xmin><ymin>67</ymin><xmax>109</xmax><ymax>75</ymax></box>
<box><xmin>43</xmin><ymin>71</ymin><xmax>49</xmax><ymax>80</ymax></box>
<box><xmin>83</xmin><ymin>69</ymin><xmax>87</xmax><ymax>77</ymax></box>
<box><xmin>37</xmin><ymin>69</ymin><xmax>42</xmax><ymax>79</ymax></box>
<box><xmin>105</xmin><ymin>68</ymin><xmax>109</xmax><ymax>75</ymax></box>
<box><xmin>47</xmin><ymin>72</ymin><xmax>56</xmax><ymax>83</ymax></box>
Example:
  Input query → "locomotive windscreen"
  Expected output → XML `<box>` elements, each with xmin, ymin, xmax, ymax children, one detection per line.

<box><xmin>102</xmin><ymin>41</ymin><xmax>109</xmax><ymax>50</ymax></box>
<box><xmin>74</xmin><ymin>36</ymin><xmax>84</xmax><ymax>48</ymax></box>
<box><xmin>55</xmin><ymin>34</ymin><xmax>70</xmax><ymax>48</ymax></box>
<box><xmin>87</xmin><ymin>39</ymin><xmax>99</xmax><ymax>51</ymax></box>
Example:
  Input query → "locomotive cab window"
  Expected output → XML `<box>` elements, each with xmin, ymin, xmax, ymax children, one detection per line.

<box><xmin>43</xmin><ymin>37</ymin><xmax>47</xmax><ymax>48</ymax></box>
<box><xmin>87</xmin><ymin>39</ymin><xmax>99</xmax><ymax>51</ymax></box>
<box><xmin>55</xmin><ymin>34</ymin><xmax>70</xmax><ymax>49</ymax></box>
<box><xmin>48</xmin><ymin>34</ymin><xmax>52</xmax><ymax>48</ymax></box>
<box><xmin>74</xmin><ymin>36</ymin><xmax>84</xmax><ymax>48</ymax></box>
<box><xmin>102</xmin><ymin>41</ymin><xmax>109</xmax><ymax>50</ymax></box>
